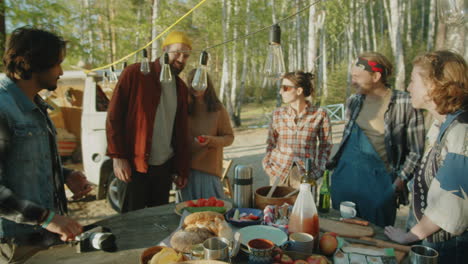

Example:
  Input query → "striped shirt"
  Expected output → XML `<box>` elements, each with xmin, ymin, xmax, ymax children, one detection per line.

<box><xmin>330</xmin><ymin>90</ymin><xmax>425</xmax><ymax>181</ymax></box>
<box><xmin>262</xmin><ymin>102</ymin><xmax>332</xmax><ymax>181</ymax></box>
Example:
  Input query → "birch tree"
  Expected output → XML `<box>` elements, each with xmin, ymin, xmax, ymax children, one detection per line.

<box><xmin>219</xmin><ymin>0</ymin><xmax>231</xmax><ymax>104</ymax></box>
<box><xmin>236</xmin><ymin>0</ymin><xmax>251</xmax><ymax>127</ymax></box>
<box><xmin>307</xmin><ymin>0</ymin><xmax>318</xmax><ymax>72</ymax></box>
<box><xmin>151</xmin><ymin>0</ymin><xmax>160</xmax><ymax>60</ymax></box>
<box><xmin>229</xmin><ymin>0</ymin><xmax>239</xmax><ymax>123</ymax></box>
<box><xmin>384</xmin><ymin>0</ymin><xmax>405</xmax><ymax>90</ymax></box>
<box><xmin>295</xmin><ymin>0</ymin><xmax>302</xmax><ymax>70</ymax></box>
<box><xmin>426</xmin><ymin>0</ymin><xmax>436</xmax><ymax>51</ymax></box>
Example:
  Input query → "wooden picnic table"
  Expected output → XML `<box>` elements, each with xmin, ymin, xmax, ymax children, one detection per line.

<box><xmin>25</xmin><ymin>203</ymin><xmax>405</xmax><ymax>264</ymax></box>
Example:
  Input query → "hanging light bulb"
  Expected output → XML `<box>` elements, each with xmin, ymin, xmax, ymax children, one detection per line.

<box><xmin>192</xmin><ymin>51</ymin><xmax>209</xmax><ymax>91</ymax></box>
<box><xmin>140</xmin><ymin>49</ymin><xmax>150</xmax><ymax>75</ymax></box>
<box><xmin>264</xmin><ymin>24</ymin><xmax>286</xmax><ymax>78</ymax></box>
<box><xmin>109</xmin><ymin>65</ymin><xmax>118</xmax><ymax>83</ymax></box>
<box><xmin>437</xmin><ymin>0</ymin><xmax>466</xmax><ymax>26</ymax></box>
<box><xmin>160</xmin><ymin>52</ymin><xmax>173</xmax><ymax>84</ymax></box>
<box><xmin>102</xmin><ymin>71</ymin><xmax>111</xmax><ymax>92</ymax></box>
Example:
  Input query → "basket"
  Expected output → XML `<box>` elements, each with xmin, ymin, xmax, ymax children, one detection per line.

<box><xmin>254</xmin><ymin>186</ymin><xmax>298</xmax><ymax>210</ymax></box>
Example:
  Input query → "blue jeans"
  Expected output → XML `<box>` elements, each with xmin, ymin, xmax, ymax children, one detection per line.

<box><xmin>422</xmin><ymin>231</ymin><xmax>468</xmax><ymax>264</ymax></box>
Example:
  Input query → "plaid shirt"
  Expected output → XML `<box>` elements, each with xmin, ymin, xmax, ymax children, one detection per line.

<box><xmin>330</xmin><ymin>90</ymin><xmax>425</xmax><ymax>181</ymax></box>
<box><xmin>263</xmin><ymin>102</ymin><xmax>332</xmax><ymax>181</ymax></box>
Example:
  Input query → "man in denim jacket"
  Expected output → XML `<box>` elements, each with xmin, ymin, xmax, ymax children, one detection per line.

<box><xmin>0</xmin><ymin>27</ymin><xmax>92</xmax><ymax>263</ymax></box>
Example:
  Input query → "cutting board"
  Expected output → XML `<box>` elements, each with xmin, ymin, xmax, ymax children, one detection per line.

<box><xmin>319</xmin><ymin>217</ymin><xmax>374</xmax><ymax>238</ymax></box>
<box><xmin>347</xmin><ymin>243</ymin><xmax>407</xmax><ymax>263</ymax></box>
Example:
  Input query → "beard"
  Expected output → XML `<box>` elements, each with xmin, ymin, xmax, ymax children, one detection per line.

<box><xmin>170</xmin><ymin>62</ymin><xmax>184</xmax><ymax>76</ymax></box>
<box><xmin>38</xmin><ymin>76</ymin><xmax>59</xmax><ymax>91</ymax></box>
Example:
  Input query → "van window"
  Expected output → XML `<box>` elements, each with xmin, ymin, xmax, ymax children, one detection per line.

<box><xmin>96</xmin><ymin>84</ymin><xmax>110</xmax><ymax>112</ymax></box>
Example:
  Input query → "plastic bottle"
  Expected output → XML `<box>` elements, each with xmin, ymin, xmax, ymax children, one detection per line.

<box><xmin>288</xmin><ymin>183</ymin><xmax>320</xmax><ymax>241</ymax></box>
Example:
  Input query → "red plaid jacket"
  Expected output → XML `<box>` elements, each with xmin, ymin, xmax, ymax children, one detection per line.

<box><xmin>262</xmin><ymin>102</ymin><xmax>332</xmax><ymax>181</ymax></box>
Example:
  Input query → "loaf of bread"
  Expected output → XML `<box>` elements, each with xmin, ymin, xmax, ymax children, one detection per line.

<box><xmin>170</xmin><ymin>226</ymin><xmax>215</xmax><ymax>253</ymax></box>
<box><xmin>170</xmin><ymin>211</ymin><xmax>231</xmax><ymax>253</ymax></box>
<box><xmin>183</xmin><ymin>211</ymin><xmax>224</xmax><ymax>226</ymax></box>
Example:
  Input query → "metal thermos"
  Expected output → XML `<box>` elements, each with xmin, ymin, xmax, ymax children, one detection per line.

<box><xmin>233</xmin><ymin>165</ymin><xmax>253</xmax><ymax>208</ymax></box>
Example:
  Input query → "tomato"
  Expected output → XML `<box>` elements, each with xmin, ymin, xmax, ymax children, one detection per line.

<box><xmin>215</xmin><ymin>200</ymin><xmax>224</xmax><ymax>207</ymax></box>
<box><xmin>247</xmin><ymin>214</ymin><xmax>260</xmax><ymax>220</ymax></box>
<box><xmin>186</xmin><ymin>200</ymin><xmax>196</xmax><ymax>207</ymax></box>
<box><xmin>207</xmin><ymin>199</ymin><xmax>216</xmax><ymax>206</ymax></box>
<box><xmin>197</xmin><ymin>136</ymin><xmax>206</xmax><ymax>143</ymax></box>
<box><xmin>196</xmin><ymin>198</ymin><xmax>206</xmax><ymax>207</ymax></box>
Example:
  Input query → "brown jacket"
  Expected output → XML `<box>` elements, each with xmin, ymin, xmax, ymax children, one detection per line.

<box><xmin>106</xmin><ymin>59</ymin><xmax>189</xmax><ymax>179</ymax></box>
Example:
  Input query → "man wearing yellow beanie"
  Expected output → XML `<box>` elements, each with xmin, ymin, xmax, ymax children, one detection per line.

<box><xmin>106</xmin><ymin>31</ymin><xmax>192</xmax><ymax>212</ymax></box>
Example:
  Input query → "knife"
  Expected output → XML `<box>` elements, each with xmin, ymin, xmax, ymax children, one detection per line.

<box><xmin>344</xmin><ymin>237</ymin><xmax>411</xmax><ymax>253</ymax></box>
<box><xmin>328</xmin><ymin>217</ymin><xmax>370</xmax><ymax>226</ymax></box>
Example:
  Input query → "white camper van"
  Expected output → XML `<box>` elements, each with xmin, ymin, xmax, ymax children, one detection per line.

<box><xmin>81</xmin><ymin>70</ymin><xmax>122</xmax><ymax>211</ymax></box>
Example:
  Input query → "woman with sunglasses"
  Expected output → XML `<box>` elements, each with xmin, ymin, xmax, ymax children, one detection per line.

<box><xmin>262</xmin><ymin>71</ymin><xmax>332</xmax><ymax>189</ymax></box>
<box><xmin>385</xmin><ymin>50</ymin><xmax>468</xmax><ymax>263</ymax></box>
<box><xmin>180</xmin><ymin>69</ymin><xmax>234</xmax><ymax>200</ymax></box>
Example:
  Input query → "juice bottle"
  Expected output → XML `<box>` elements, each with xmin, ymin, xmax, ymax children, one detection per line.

<box><xmin>288</xmin><ymin>183</ymin><xmax>320</xmax><ymax>241</ymax></box>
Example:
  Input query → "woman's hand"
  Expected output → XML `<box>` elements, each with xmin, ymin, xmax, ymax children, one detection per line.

<box><xmin>194</xmin><ymin>135</ymin><xmax>212</xmax><ymax>147</ymax></box>
<box><xmin>384</xmin><ymin>226</ymin><xmax>419</xmax><ymax>244</ymax></box>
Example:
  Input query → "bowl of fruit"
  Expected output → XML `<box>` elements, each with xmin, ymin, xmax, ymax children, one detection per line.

<box><xmin>225</xmin><ymin>208</ymin><xmax>263</xmax><ymax>227</ymax></box>
<box><xmin>174</xmin><ymin>197</ymin><xmax>232</xmax><ymax>215</ymax></box>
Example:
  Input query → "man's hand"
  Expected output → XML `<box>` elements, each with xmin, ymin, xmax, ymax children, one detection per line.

<box><xmin>113</xmin><ymin>158</ymin><xmax>132</xmax><ymax>183</ymax></box>
<box><xmin>46</xmin><ymin>214</ymin><xmax>83</xmax><ymax>242</ymax></box>
<box><xmin>384</xmin><ymin>226</ymin><xmax>419</xmax><ymax>244</ymax></box>
<box><xmin>173</xmin><ymin>175</ymin><xmax>188</xmax><ymax>189</ymax></box>
<box><xmin>66</xmin><ymin>171</ymin><xmax>92</xmax><ymax>200</ymax></box>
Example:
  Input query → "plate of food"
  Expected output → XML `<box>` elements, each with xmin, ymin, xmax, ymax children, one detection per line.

<box><xmin>140</xmin><ymin>246</ymin><xmax>188</xmax><ymax>264</ymax></box>
<box><xmin>238</xmin><ymin>225</ymin><xmax>288</xmax><ymax>250</ymax></box>
<box><xmin>174</xmin><ymin>197</ymin><xmax>232</xmax><ymax>216</ymax></box>
<box><xmin>225</xmin><ymin>208</ymin><xmax>263</xmax><ymax>227</ymax></box>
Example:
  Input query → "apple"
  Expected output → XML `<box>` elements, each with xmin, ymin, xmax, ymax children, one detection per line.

<box><xmin>323</xmin><ymin>232</ymin><xmax>338</xmax><ymax>238</ymax></box>
<box><xmin>293</xmin><ymin>260</ymin><xmax>308</xmax><ymax>264</ymax></box>
<box><xmin>280</xmin><ymin>254</ymin><xmax>293</xmax><ymax>264</ymax></box>
<box><xmin>319</xmin><ymin>233</ymin><xmax>338</xmax><ymax>256</ymax></box>
<box><xmin>306</xmin><ymin>255</ymin><xmax>328</xmax><ymax>264</ymax></box>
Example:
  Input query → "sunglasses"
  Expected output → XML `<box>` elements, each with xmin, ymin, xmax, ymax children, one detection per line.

<box><xmin>281</xmin><ymin>85</ymin><xmax>298</xmax><ymax>92</ymax></box>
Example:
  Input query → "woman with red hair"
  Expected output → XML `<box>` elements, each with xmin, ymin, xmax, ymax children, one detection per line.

<box><xmin>385</xmin><ymin>50</ymin><xmax>468</xmax><ymax>263</ymax></box>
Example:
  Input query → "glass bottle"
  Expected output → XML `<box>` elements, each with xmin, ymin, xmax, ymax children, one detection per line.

<box><xmin>301</xmin><ymin>158</ymin><xmax>317</xmax><ymax>201</ymax></box>
<box><xmin>318</xmin><ymin>170</ymin><xmax>331</xmax><ymax>213</ymax></box>
<box><xmin>288</xmin><ymin>183</ymin><xmax>320</xmax><ymax>241</ymax></box>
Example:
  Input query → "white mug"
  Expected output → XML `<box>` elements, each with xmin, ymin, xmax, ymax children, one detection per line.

<box><xmin>340</xmin><ymin>201</ymin><xmax>357</xmax><ymax>218</ymax></box>
<box><xmin>284</xmin><ymin>232</ymin><xmax>314</xmax><ymax>254</ymax></box>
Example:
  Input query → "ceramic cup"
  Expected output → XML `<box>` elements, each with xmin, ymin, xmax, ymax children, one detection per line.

<box><xmin>283</xmin><ymin>232</ymin><xmax>314</xmax><ymax>254</ymax></box>
<box><xmin>340</xmin><ymin>201</ymin><xmax>357</xmax><ymax>218</ymax></box>
<box><xmin>409</xmin><ymin>245</ymin><xmax>438</xmax><ymax>264</ymax></box>
<box><xmin>247</xmin><ymin>238</ymin><xmax>275</xmax><ymax>264</ymax></box>
<box><xmin>203</xmin><ymin>237</ymin><xmax>230</xmax><ymax>261</ymax></box>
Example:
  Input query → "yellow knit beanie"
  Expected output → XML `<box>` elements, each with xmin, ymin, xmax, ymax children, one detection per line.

<box><xmin>162</xmin><ymin>31</ymin><xmax>192</xmax><ymax>49</ymax></box>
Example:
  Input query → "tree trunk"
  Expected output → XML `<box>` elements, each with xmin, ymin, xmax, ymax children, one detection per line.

<box><xmin>369</xmin><ymin>1</ymin><xmax>377</xmax><ymax>50</ymax></box>
<box><xmin>363</xmin><ymin>5</ymin><xmax>371</xmax><ymax>52</ymax></box>
<box><xmin>106</xmin><ymin>0</ymin><xmax>117</xmax><ymax>64</ymax></box>
<box><xmin>426</xmin><ymin>0</ymin><xmax>436</xmax><ymax>51</ymax></box>
<box><xmin>219</xmin><ymin>0</ymin><xmax>231</xmax><ymax>104</ymax></box>
<box><xmin>320</xmin><ymin>25</ymin><xmax>328</xmax><ymax>105</ymax></box>
<box><xmin>405</xmin><ymin>0</ymin><xmax>412</xmax><ymax>47</ymax></box>
<box><xmin>307</xmin><ymin>0</ymin><xmax>317</xmax><ymax>72</ymax></box>
<box><xmin>385</xmin><ymin>0</ymin><xmax>405</xmax><ymax>90</ymax></box>
<box><xmin>295</xmin><ymin>0</ymin><xmax>302</xmax><ymax>70</ymax></box>
<box><xmin>229</xmin><ymin>0</ymin><xmax>239</xmax><ymax>125</ymax></box>
<box><xmin>83</xmin><ymin>0</ymin><xmax>94</xmax><ymax>66</ymax></box>
<box><xmin>236</xmin><ymin>0</ymin><xmax>251</xmax><ymax>127</ymax></box>
<box><xmin>346</xmin><ymin>0</ymin><xmax>356</xmax><ymax>99</ymax></box>
<box><xmin>151</xmin><ymin>0</ymin><xmax>160</xmax><ymax>60</ymax></box>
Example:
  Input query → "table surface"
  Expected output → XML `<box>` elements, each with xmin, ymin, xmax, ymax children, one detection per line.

<box><xmin>25</xmin><ymin>204</ymin><xmax>397</xmax><ymax>264</ymax></box>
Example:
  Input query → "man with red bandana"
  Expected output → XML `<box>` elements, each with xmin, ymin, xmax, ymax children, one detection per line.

<box><xmin>327</xmin><ymin>52</ymin><xmax>425</xmax><ymax>227</ymax></box>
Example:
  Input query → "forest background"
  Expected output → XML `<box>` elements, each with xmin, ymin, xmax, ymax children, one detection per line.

<box><xmin>0</xmin><ymin>0</ymin><xmax>466</xmax><ymax>127</ymax></box>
